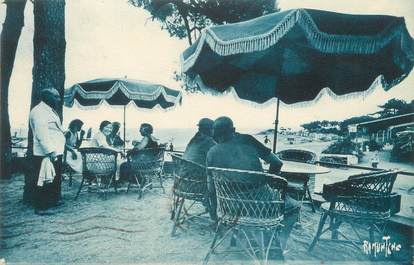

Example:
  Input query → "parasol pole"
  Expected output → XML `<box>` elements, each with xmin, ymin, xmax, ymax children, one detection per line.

<box><xmin>123</xmin><ymin>104</ymin><xmax>126</xmax><ymax>154</ymax></box>
<box><xmin>273</xmin><ymin>98</ymin><xmax>280</xmax><ymax>153</ymax></box>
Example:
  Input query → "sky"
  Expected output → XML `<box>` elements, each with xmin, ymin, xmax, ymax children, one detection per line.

<box><xmin>1</xmin><ymin>0</ymin><xmax>413</xmax><ymax>132</ymax></box>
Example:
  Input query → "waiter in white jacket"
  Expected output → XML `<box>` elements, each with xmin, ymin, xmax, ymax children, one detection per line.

<box><xmin>29</xmin><ymin>88</ymin><xmax>65</xmax><ymax>213</ymax></box>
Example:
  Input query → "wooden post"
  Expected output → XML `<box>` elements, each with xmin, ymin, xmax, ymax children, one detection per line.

<box><xmin>273</xmin><ymin>98</ymin><xmax>280</xmax><ymax>153</ymax></box>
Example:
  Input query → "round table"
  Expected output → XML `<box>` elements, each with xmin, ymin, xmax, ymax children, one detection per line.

<box><xmin>280</xmin><ymin>160</ymin><xmax>330</xmax><ymax>194</ymax></box>
<box><xmin>281</xmin><ymin>160</ymin><xmax>330</xmax><ymax>174</ymax></box>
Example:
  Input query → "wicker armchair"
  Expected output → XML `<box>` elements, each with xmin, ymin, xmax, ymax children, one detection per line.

<box><xmin>74</xmin><ymin>147</ymin><xmax>118</xmax><ymax>200</ymax></box>
<box><xmin>126</xmin><ymin>147</ymin><xmax>165</xmax><ymax>198</ymax></box>
<box><xmin>170</xmin><ymin>153</ymin><xmax>210</xmax><ymax>236</ymax></box>
<box><xmin>308</xmin><ymin>170</ymin><xmax>399</xmax><ymax>253</ymax></box>
<box><xmin>277</xmin><ymin>149</ymin><xmax>317</xmax><ymax>212</ymax></box>
<box><xmin>204</xmin><ymin>167</ymin><xmax>288</xmax><ymax>265</ymax></box>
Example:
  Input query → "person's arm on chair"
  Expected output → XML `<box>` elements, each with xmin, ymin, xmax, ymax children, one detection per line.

<box><xmin>244</xmin><ymin>134</ymin><xmax>283</xmax><ymax>174</ymax></box>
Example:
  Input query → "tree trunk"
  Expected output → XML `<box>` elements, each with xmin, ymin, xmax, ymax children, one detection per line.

<box><xmin>176</xmin><ymin>4</ymin><xmax>192</xmax><ymax>45</ymax></box>
<box><xmin>0</xmin><ymin>0</ymin><xmax>27</xmax><ymax>180</ymax></box>
<box><xmin>24</xmin><ymin>0</ymin><xmax>66</xmax><ymax>203</ymax></box>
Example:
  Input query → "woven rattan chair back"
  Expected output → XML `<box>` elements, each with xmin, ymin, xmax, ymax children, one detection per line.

<box><xmin>209</xmin><ymin>167</ymin><xmax>287</xmax><ymax>227</ymax></box>
<box><xmin>204</xmin><ymin>167</ymin><xmax>288</xmax><ymax>264</ymax></box>
<box><xmin>127</xmin><ymin>147</ymin><xmax>166</xmax><ymax>197</ymax></box>
<box><xmin>323</xmin><ymin>170</ymin><xmax>397</xmax><ymax>199</ymax></box>
<box><xmin>323</xmin><ymin>170</ymin><xmax>398</xmax><ymax>218</ymax></box>
<box><xmin>170</xmin><ymin>153</ymin><xmax>210</xmax><ymax>236</ymax></box>
<box><xmin>171</xmin><ymin>153</ymin><xmax>208</xmax><ymax>201</ymax></box>
<box><xmin>81</xmin><ymin>147</ymin><xmax>118</xmax><ymax>177</ymax></box>
<box><xmin>74</xmin><ymin>147</ymin><xmax>118</xmax><ymax>200</ymax></box>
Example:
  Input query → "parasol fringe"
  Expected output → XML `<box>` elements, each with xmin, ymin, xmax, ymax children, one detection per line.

<box><xmin>65</xmin><ymin>99</ymin><xmax>182</xmax><ymax>113</ymax></box>
<box><xmin>64</xmin><ymin>81</ymin><xmax>182</xmax><ymax>108</ymax></box>
<box><xmin>182</xmin><ymin>9</ymin><xmax>414</xmax><ymax>73</ymax></box>
<box><xmin>195</xmin><ymin>74</ymin><xmax>385</xmax><ymax>110</ymax></box>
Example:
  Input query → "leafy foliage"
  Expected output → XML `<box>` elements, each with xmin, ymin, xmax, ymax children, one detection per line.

<box><xmin>301</xmin><ymin>98</ymin><xmax>414</xmax><ymax>136</ymax></box>
<box><xmin>376</xmin><ymin>98</ymin><xmax>414</xmax><ymax>117</ymax></box>
<box><xmin>130</xmin><ymin>0</ymin><xmax>278</xmax><ymax>91</ymax></box>
<box><xmin>339</xmin><ymin>115</ymin><xmax>375</xmax><ymax>134</ymax></box>
<box><xmin>301</xmin><ymin>120</ymin><xmax>340</xmax><ymax>134</ymax></box>
<box><xmin>129</xmin><ymin>0</ymin><xmax>278</xmax><ymax>45</ymax></box>
<box><xmin>322</xmin><ymin>137</ymin><xmax>364</xmax><ymax>159</ymax></box>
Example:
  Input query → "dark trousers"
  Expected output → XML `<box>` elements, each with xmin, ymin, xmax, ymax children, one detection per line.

<box><xmin>31</xmin><ymin>155</ymin><xmax>62</xmax><ymax>210</ymax></box>
<box><xmin>119</xmin><ymin>162</ymin><xmax>131</xmax><ymax>183</ymax></box>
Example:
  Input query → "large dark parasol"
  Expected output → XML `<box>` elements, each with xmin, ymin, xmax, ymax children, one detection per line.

<box><xmin>181</xmin><ymin>8</ymin><xmax>414</xmax><ymax>151</ymax></box>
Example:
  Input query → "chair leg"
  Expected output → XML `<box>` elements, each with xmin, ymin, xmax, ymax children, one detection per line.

<box><xmin>306</xmin><ymin>186</ymin><xmax>316</xmax><ymax>212</ymax></box>
<box><xmin>369</xmin><ymin>225</ymin><xmax>375</xmax><ymax>244</ymax></box>
<box><xmin>171</xmin><ymin>197</ymin><xmax>185</xmax><ymax>236</ymax></box>
<box><xmin>103</xmin><ymin>176</ymin><xmax>111</xmax><ymax>200</ymax></box>
<box><xmin>170</xmin><ymin>195</ymin><xmax>179</xmax><ymax>220</ymax></box>
<box><xmin>204</xmin><ymin>223</ymin><xmax>222</xmax><ymax>265</ymax></box>
<box><xmin>74</xmin><ymin>176</ymin><xmax>85</xmax><ymax>200</ymax></box>
<box><xmin>204</xmin><ymin>222</ymin><xmax>230</xmax><ymax>265</ymax></box>
<box><xmin>230</xmin><ymin>230</ymin><xmax>238</xmax><ymax>247</ymax></box>
<box><xmin>331</xmin><ymin>218</ymin><xmax>341</xmax><ymax>240</ymax></box>
<box><xmin>260</xmin><ymin>230</ymin><xmax>266</xmax><ymax>261</ymax></box>
<box><xmin>138</xmin><ymin>187</ymin><xmax>143</xmax><ymax>199</ymax></box>
<box><xmin>127</xmin><ymin>181</ymin><xmax>131</xmax><ymax>193</ymax></box>
<box><xmin>113</xmin><ymin>174</ymin><xmax>117</xmax><ymax>193</ymax></box>
<box><xmin>268</xmin><ymin>228</ymin><xmax>286</xmax><ymax>262</ymax></box>
<box><xmin>69</xmin><ymin>171</ymin><xmax>73</xmax><ymax>187</ymax></box>
<box><xmin>159</xmin><ymin>172</ymin><xmax>165</xmax><ymax>194</ymax></box>
<box><xmin>265</xmin><ymin>228</ymin><xmax>279</xmax><ymax>261</ymax></box>
<box><xmin>239</xmin><ymin>228</ymin><xmax>260</xmax><ymax>262</ymax></box>
<box><xmin>308</xmin><ymin>211</ymin><xmax>328</xmax><ymax>251</ymax></box>
<box><xmin>368</xmin><ymin>224</ymin><xmax>378</xmax><ymax>260</ymax></box>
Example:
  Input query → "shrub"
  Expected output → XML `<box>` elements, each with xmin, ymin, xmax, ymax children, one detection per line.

<box><xmin>322</xmin><ymin>137</ymin><xmax>364</xmax><ymax>160</ymax></box>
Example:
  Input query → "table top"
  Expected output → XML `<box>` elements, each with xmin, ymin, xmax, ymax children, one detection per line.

<box><xmin>280</xmin><ymin>160</ymin><xmax>330</xmax><ymax>174</ymax></box>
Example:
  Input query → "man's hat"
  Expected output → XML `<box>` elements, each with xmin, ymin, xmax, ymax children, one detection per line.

<box><xmin>197</xmin><ymin>118</ymin><xmax>213</xmax><ymax>127</ymax></box>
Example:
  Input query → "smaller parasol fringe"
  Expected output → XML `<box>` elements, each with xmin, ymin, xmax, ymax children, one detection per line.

<box><xmin>64</xmin><ymin>81</ymin><xmax>182</xmax><ymax>108</ymax></box>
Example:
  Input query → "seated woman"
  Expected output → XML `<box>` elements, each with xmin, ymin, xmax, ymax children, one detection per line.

<box><xmin>93</xmin><ymin>120</ymin><xmax>113</xmax><ymax>148</ymax></box>
<box><xmin>133</xmin><ymin>123</ymin><xmax>158</xmax><ymax>150</ymax></box>
<box><xmin>119</xmin><ymin>123</ymin><xmax>159</xmax><ymax>184</ymax></box>
<box><xmin>64</xmin><ymin>119</ymin><xmax>85</xmax><ymax>173</ymax></box>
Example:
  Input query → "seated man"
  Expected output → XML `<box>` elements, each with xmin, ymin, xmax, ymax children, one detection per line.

<box><xmin>177</xmin><ymin>118</ymin><xmax>216</xmax><ymax>203</ymax></box>
<box><xmin>206</xmin><ymin>116</ymin><xmax>300</xmax><ymax>251</ymax></box>
<box><xmin>182</xmin><ymin>118</ymin><xmax>216</xmax><ymax>165</ymax></box>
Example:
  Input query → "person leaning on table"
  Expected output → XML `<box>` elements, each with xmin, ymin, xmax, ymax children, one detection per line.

<box><xmin>29</xmin><ymin>88</ymin><xmax>66</xmax><ymax>214</ymax></box>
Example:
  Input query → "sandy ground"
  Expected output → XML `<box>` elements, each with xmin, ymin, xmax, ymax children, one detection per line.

<box><xmin>1</xmin><ymin>172</ymin><xmax>411</xmax><ymax>265</ymax></box>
